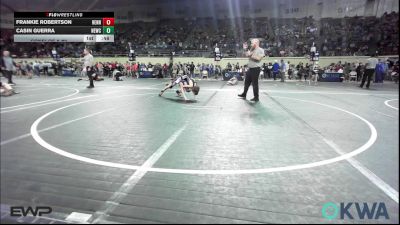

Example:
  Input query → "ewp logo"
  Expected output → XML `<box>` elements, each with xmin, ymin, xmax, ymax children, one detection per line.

<box><xmin>322</xmin><ymin>202</ymin><xmax>389</xmax><ymax>220</ymax></box>
<box><xmin>10</xmin><ymin>206</ymin><xmax>52</xmax><ymax>217</ymax></box>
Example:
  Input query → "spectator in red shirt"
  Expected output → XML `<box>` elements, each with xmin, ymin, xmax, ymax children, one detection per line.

<box><xmin>132</xmin><ymin>63</ymin><xmax>139</xmax><ymax>78</ymax></box>
<box><xmin>162</xmin><ymin>63</ymin><xmax>168</xmax><ymax>77</ymax></box>
<box><xmin>125</xmin><ymin>62</ymin><xmax>131</xmax><ymax>77</ymax></box>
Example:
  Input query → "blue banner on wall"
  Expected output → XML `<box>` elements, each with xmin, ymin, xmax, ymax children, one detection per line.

<box><xmin>62</xmin><ymin>69</ymin><xmax>75</xmax><ymax>77</ymax></box>
<box><xmin>223</xmin><ymin>71</ymin><xmax>244</xmax><ymax>81</ymax></box>
<box><xmin>319</xmin><ymin>73</ymin><xmax>344</xmax><ymax>82</ymax></box>
<box><xmin>139</xmin><ymin>71</ymin><xmax>154</xmax><ymax>78</ymax></box>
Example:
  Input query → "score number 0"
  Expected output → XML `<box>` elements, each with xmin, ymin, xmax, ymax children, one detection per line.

<box><xmin>102</xmin><ymin>18</ymin><xmax>114</xmax><ymax>34</ymax></box>
<box><xmin>102</xmin><ymin>18</ymin><xmax>114</xmax><ymax>26</ymax></box>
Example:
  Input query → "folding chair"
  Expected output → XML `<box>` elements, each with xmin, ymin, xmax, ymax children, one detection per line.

<box><xmin>201</xmin><ymin>70</ymin><xmax>209</xmax><ymax>79</ymax></box>
<box><xmin>349</xmin><ymin>71</ymin><xmax>357</xmax><ymax>82</ymax></box>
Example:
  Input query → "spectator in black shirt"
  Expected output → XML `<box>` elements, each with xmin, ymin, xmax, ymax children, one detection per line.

<box><xmin>263</xmin><ymin>63</ymin><xmax>268</xmax><ymax>79</ymax></box>
<box><xmin>356</xmin><ymin>62</ymin><xmax>363</xmax><ymax>81</ymax></box>
<box><xmin>190</xmin><ymin>62</ymin><xmax>195</xmax><ymax>78</ymax></box>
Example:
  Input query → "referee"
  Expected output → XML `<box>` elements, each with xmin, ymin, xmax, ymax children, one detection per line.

<box><xmin>82</xmin><ymin>48</ymin><xmax>95</xmax><ymax>88</ymax></box>
<box><xmin>238</xmin><ymin>38</ymin><xmax>265</xmax><ymax>101</ymax></box>
<box><xmin>360</xmin><ymin>52</ymin><xmax>378</xmax><ymax>89</ymax></box>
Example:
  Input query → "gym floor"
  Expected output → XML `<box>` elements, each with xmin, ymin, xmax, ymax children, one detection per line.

<box><xmin>1</xmin><ymin>77</ymin><xmax>399</xmax><ymax>224</ymax></box>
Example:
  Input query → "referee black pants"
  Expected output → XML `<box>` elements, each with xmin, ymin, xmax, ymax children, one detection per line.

<box><xmin>360</xmin><ymin>69</ymin><xmax>374</xmax><ymax>88</ymax></box>
<box><xmin>4</xmin><ymin>70</ymin><xmax>13</xmax><ymax>84</ymax></box>
<box><xmin>87</xmin><ymin>70</ymin><xmax>94</xmax><ymax>87</ymax></box>
<box><xmin>242</xmin><ymin>67</ymin><xmax>260</xmax><ymax>99</ymax></box>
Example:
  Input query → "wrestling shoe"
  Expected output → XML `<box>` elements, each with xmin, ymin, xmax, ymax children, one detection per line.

<box><xmin>250</xmin><ymin>97</ymin><xmax>259</xmax><ymax>102</ymax></box>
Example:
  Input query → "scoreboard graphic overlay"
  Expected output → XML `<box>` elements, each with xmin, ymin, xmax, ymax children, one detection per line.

<box><xmin>14</xmin><ymin>12</ymin><xmax>114</xmax><ymax>43</ymax></box>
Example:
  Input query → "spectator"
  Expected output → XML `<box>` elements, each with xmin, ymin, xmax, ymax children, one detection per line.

<box><xmin>272</xmin><ymin>60</ymin><xmax>280</xmax><ymax>80</ymax></box>
<box><xmin>267</xmin><ymin>62</ymin><xmax>273</xmax><ymax>79</ymax></box>
<box><xmin>280</xmin><ymin>59</ymin><xmax>287</xmax><ymax>82</ymax></box>
<box><xmin>375</xmin><ymin>59</ymin><xmax>386</xmax><ymax>83</ymax></box>
<box><xmin>288</xmin><ymin>63</ymin><xmax>293</xmax><ymax>80</ymax></box>
<box><xmin>168</xmin><ymin>62</ymin><xmax>173</xmax><ymax>78</ymax></box>
<box><xmin>133</xmin><ymin>62</ymin><xmax>139</xmax><ymax>78</ymax></box>
<box><xmin>163</xmin><ymin>63</ymin><xmax>168</xmax><ymax>77</ymax></box>
<box><xmin>344</xmin><ymin>63</ymin><xmax>351</xmax><ymax>81</ymax></box>
<box><xmin>1</xmin><ymin>50</ymin><xmax>16</xmax><ymax>85</ymax></box>
<box><xmin>189</xmin><ymin>62</ymin><xmax>195</xmax><ymax>78</ymax></box>
<box><xmin>0</xmin><ymin>13</ymin><xmax>398</xmax><ymax>59</ymax></box>
<box><xmin>356</xmin><ymin>62</ymin><xmax>364</xmax><ymax>81</ymax></box>
<box><xmin>262</xmin><ymin>63</ymin><xmax>268</xmax><ymax>79</ymax></box>
<box><xmin>304</xmin><ymin>63</ymin><xmax>311</xmax><ymax>80</ymax></box>
<box><xmin>391</xmin><ymin>61</ymin><xmax>399</xmax><ymax>83</ymax></box>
